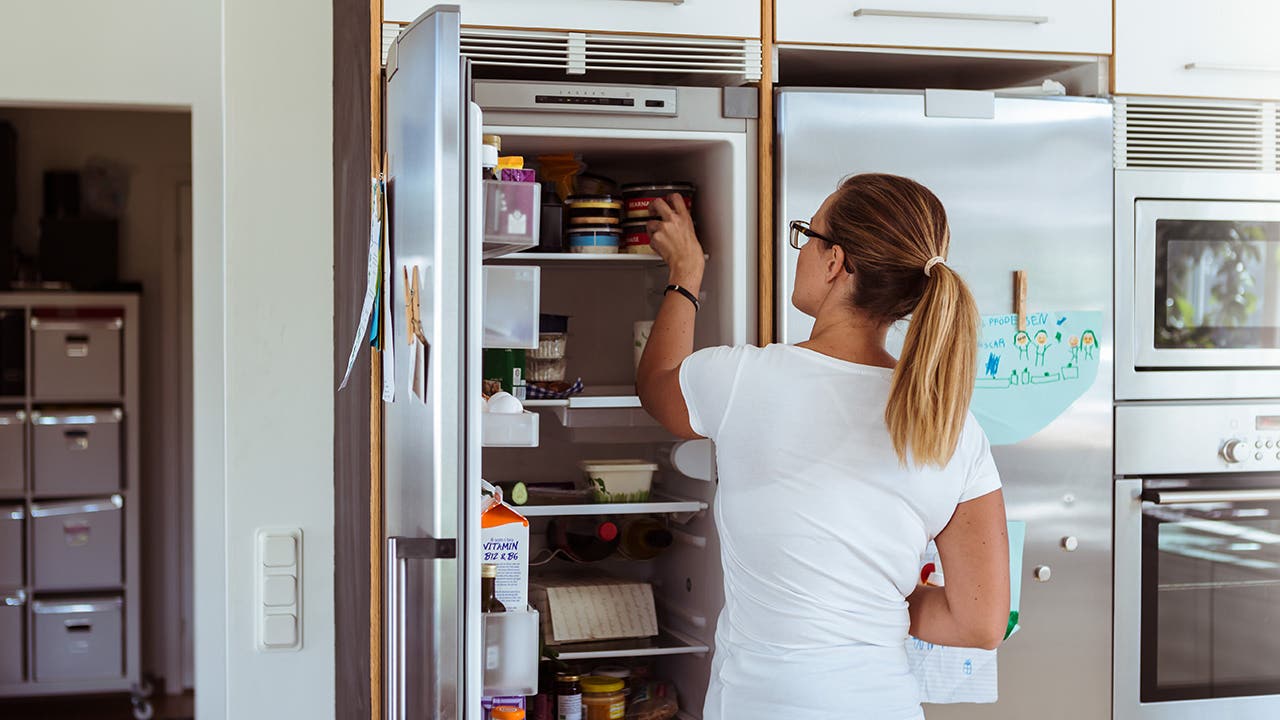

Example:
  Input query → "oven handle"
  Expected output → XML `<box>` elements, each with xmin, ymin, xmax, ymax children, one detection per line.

<box><xmin>1146</xmin><ymin>488</ymin><xmax>1280</xmax><ymax>505</ymax></box>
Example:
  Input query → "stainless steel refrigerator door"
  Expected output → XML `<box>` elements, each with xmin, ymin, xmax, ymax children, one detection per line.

<box><xmin>384</xmin><ymin>6</ymin><xmax>480</xmax><ymax>719</ymax></box>
<box><xmin>776</xmin><ymin>89</ymin><xmax>1114</xmax><ymax>719</ymax></box>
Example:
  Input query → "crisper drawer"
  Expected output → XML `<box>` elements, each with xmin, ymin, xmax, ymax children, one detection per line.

<box><xmin>33</xmin><ymin>596</ymin><xmax>123</xmax><ymax>682</ymax></box>
<box><xmin>0</xmin><ymin>410</ymin><xmax>24</xmax><ymax>494</ymax></box>
<box><xmin>0</xmin><ymin>505</ymin><xmax>24</xmax><ymax>587</ymax></box>
<box><xmin>384</xmin><ymin>0</ymin><xmax>759</xmax><ymax>38</ymax></box>
<box><xmin>776</xmin><ymin>0</ymin><xmax>1111</xmax><ymax>54</ymax></box>
<box><xmin>0</xmin><ymin>590</ymin><xmax>26</xmax><ymax>684</ymax></box>
<box><xmin>31</xmin><ymin>310</ymin><xmax>124</xmax><ymax>402</ymax></box>
<box><xmin>31</xmin><ymin>409</ymin><xmax>122</xmax><ymax>496</ymax></box>
<box><xmin>31</xmin><ymin>496</ymin><xmax>123</xmax><ymax>591</ymax></box>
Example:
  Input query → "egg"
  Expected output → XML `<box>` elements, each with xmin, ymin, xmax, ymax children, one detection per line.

<box><xmin>487</xmin><ymin>391</ymin><xmax>524</xmax><ymax>414</ymax></box>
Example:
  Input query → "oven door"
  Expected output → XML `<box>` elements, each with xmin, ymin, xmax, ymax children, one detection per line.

<box><xmin>1135</xmin><ymin>200</ymin><xmax>1280</xmax><ymax>369</ymax></box>
<box><xmin>1139</xmin><ymin>479</ymin><xmax>1280</xmax><ymax>708</ymax></box>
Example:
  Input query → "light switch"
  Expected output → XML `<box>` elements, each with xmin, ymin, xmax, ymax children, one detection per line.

<box><xmin>262</xmin><ymin>613</ymin><xmax>297</xmax><ymax>648</ymax></box>
<box><xmin>263</xmin><ymin>576</ymin><xmax>296</xmax><ymax>607</ymax></box>
<box><xmin>263</xmin><ymin>536</ymin><xmax>296</xmax><ymax>567</ymax></box>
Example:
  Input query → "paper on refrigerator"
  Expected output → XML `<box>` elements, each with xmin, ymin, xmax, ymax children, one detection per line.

<box><xmin>338</xmin><ymin>178</ymin><xmax>384</xmax><ymax>391</ymax></box>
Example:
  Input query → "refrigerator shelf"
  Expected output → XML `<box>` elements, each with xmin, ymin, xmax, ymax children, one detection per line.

<box><xmin>547</xmin><ymin>627</ymin><xmax>710</xmax><ymax>661</ymax></box>
<box><xmin>525</xmin><ymin>386</ymin><xmax>659</xmax><ymax>429</ymax></box>
<box><xmin>482</xmin><ymin>238</ymin><xmax>540</xmax><ymax>260</ymax></box>
<box><xmin>515</xmin><ymin>494</ymin><xmax>707</xmax><ymax>519</ymax></box>
<box><xmin>491</xmin><ymin>252</ymin><xmax>665</xmax><ymax>264</ymax></box>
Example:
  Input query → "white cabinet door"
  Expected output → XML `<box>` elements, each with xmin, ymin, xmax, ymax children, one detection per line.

<box><xmin>385</xmin><ymin>0</ymin><xmax>759</xmax><ymax>39</ymax></box>
<box><xmin>776</xmin><ymin>0</ymin><xmax>1110</xmax><ymax>54</ymax></box>
<box><xmin>1115</xmin><ymin>0</ymin><xmax>1280</xmax><ymax>100</ymax></box>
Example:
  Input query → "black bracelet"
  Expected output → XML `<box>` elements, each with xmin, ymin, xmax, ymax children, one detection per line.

<box><xmin>664</xmin><ymin>284</ymin><xmax>700</xmax><ymax>311</ymax></box>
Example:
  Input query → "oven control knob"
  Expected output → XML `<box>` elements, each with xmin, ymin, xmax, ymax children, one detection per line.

<box><xmin>1033</xmin><ymin>565</ymin><xmax>1052</xmax><ymax>583</ymax></box>
<box><xmin>1222</xmin><ymin>439</ymin><xmax>1248</xmax><ymax>464</ymax></box>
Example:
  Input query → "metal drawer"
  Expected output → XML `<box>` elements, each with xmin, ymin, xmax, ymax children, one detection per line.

<box><xmin>33</xmin><ymin>596</ymin><xmax>122</xmax><ymax>682</ymax></box>
<box><xmin>0</xmin><ymin>505</ymin><xmax>23</xmax><ymax>587</ymax></box>
<box><xmin>31</xmin><ymin>409</ymin><xmax>122</xmax><ymax>496</ymax></box>
<box><xmin>31</xmin><ymin>313</ymin><xmax>123</xmax><ymax>401</ymax></box>
<box><xmin>0</xmin><ymin>590</ymin><xmax>26</xmax><ymax>684</ymax></box>
<box><xmin>0</xmin><ymin>410</ymin><xmax>24</xmax><ymax>494</ymax></box>
<box><xmin>31</xmin><ymin>496</ymin><xmax>123</xmax><ymax>591</ymax></box>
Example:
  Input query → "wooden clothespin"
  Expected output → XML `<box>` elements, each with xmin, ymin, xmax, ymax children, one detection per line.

<box><xmin>1013</xmin><ymin>270</ymin><xmax>1028</xmax><ymax>332</ymax></box>
<box><xmin>404</xmin><ymin>265</ymin><xmax>428</xmax><ymax>346</ymax></box>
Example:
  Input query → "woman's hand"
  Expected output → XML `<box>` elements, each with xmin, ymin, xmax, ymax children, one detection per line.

<box><xmin>647</xmin><ymin>195</ymin><xmax>705</xmax><ymax>291</ymax></box>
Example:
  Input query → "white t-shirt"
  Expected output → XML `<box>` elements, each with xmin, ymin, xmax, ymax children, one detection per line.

<box><xmin>679</xmin><ymin>344</ymin><xmax>1002</xmax><ymax>720</ymax></box>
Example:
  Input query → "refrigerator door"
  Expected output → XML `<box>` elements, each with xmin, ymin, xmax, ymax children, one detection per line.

<box><xmin>776</xmin><ymin>89</ymin><xmax>1113</xmax><ymax>718</ymax></box>
<box><xmin>384</xmin><ymin>6</ymin><xmax>482</xmax><ymax>719</ymax></box>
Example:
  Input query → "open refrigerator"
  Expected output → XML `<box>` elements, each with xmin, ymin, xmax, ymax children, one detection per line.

<box><xmin>383</xmin><ymin>7</ymin><xmax>756</xmax><ymax>718</ymax></box>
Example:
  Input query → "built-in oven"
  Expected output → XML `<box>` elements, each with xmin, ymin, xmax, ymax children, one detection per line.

<box><xmin>1117</xmin><ymin>171</ymin><xmax>1280</xmax><ymax>400</ymax></box>
<box><xmin>1116</xmin><ymin>401</ymin><xmax>1280</xmax><ymax>719</ymax></box>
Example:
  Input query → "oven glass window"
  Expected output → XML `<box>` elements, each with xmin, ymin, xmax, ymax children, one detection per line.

<box><xmin>1154</xmin><ymin>219</ymin><xmax>1280</xmax><ymax>350</ymax></box>
<box><xmin>1143</xmin><ymin>497</ymin><xmax>1280</xmax><ymax>701</ymax></box>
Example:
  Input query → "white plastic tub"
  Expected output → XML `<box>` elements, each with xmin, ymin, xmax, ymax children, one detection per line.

<box><xmin>482</xmin><ymin>411</ymin><xmax>539</xmax><ymax>448</ymax></box>
<box><xmin>580</xmin><ymin>459</ymin><xmax>658</xmax><ymax>503</ymax></box>
<box><xmin>482</xmin><ymin>607</ymin><xmax>539</xmax><ymax>696</ymax></box>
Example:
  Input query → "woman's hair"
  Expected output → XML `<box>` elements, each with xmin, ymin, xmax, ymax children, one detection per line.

<box><xmin>823</xmin><ymin>173</ymin><xmax>979</xmax><ymax>468</ymax></box>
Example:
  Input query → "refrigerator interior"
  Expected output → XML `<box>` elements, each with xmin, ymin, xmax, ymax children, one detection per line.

<box><xmin>481</xmin><ymin>121</ymin><xmax>754</xmax><ymax>718</ymax></box>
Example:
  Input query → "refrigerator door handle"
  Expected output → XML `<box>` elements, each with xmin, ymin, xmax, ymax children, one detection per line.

<box><xmin>386</xmin><ymin>535</ymin><xmax>458</xmax><ymax>720</ymax></box>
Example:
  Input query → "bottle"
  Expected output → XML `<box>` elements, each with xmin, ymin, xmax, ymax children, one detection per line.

<box><xmin>482</xmin><ymin>134</ymin><xmax>502</xmax><ymax>179</ymax></box>
<box><xmin>556</xmin><ymin>673</ymin><xmax>583</xmax><ymax>720</ymax></box>
<box><xmin>481</xmin><ymin>563</ymin><xmax>507</xmax><ymax>613</ymax></box>
<box><xmin>617</xmin><ymin>518</ymin><xmax>674</xmax><ymax>561</ymax></box>
<box><xmin>547</xmin><ymin>517</ymin><xmax>620</xmax><ymax>563</ymax></box>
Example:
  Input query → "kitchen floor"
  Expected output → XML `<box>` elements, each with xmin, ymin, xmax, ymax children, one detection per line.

<box><xmin>0</xmin><ymin>691</ymin><xmax>193</xmax><ymax>719</ymax></box>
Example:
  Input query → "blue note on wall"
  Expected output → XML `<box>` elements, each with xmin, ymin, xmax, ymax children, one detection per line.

<box><xmin>970</xmin><ymin>311</ymin><xmax>1103</xmax><ymax>445</ymax></box>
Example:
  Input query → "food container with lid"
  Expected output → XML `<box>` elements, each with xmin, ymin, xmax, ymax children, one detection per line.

<box><xmin>527</xmin><ymin>357</ymin><xmax>567</xmax><ymax>383</ymax></box>
<box><xmin>531</xmin><ymin>333</ymin><xmax>567</xmax><ymax>361</ymax></box>
<box><xmin>565</xmin><ymin>195</ymin><xmax>622</xmax><ymax>227</ymax></box>
<box><xmin>621</xmin><ymin>220</ymin><xmax>657</xmax><ymax>255</ymax></box>
<box><xmin>621</xmin><ymin>183</ymin><xmax>694</xmax><ymax>220</ymax></box>
<box><xmin>580</xmin><ymin>459</ymin><xmax>658</xmax><ymax>503</ymax></box>
<box><xmin>581</xmin><ymin>676</ymin><xmax>627</xmax><ymax>720</ymax></box>
<box><xmin>567</xmin><ymin>226</ymin><xmax>621</xmax><ymax>254</ymax></box>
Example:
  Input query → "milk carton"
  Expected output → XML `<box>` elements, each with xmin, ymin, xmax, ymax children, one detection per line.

<box><xmin>481</xmin><ymin>499</ymin><xmax>529</xmax><ymax>610</ymax></box>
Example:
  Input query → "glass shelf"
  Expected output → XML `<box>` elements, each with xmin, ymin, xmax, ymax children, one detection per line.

<box><xmin>490</xmin><ymin>252</ymin><xmax>664</xmax><ymax>264</ymax></box>
<box><xmin>516</xmin><ymin>495</ymin><xmax>706</xmax><ymax>518</ymax></box>
<box><xmin>547</xmin><ymin>628</ymin><xmax>710</xmax><ymax>661</ymax></box>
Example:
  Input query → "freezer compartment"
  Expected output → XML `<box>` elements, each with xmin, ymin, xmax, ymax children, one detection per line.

<box><xmin>0</xmin><ymin>504</ymin><xmax>24</xmax><ymax>587</ymax></box>
<box><xmin>0</xmin><ymin>589</ymin><xmax>26</xmax><ymax>684</ymax></box>
<box><xmin>482</xmin><ymin>607</ymin><xmax>540</xmax><ymax>697</ymax></box>
<box><xmin>32</xmin><ymin>595</ymin><xmax>123</xmax><ymax>682</ymax></box>
<box><xmin>0</xmin><ymin>409</ymin><xmax>25</xmax><ymax>494</ymax></box>
<box><xmin>31</xmin><ymin>408</ymin><xmax>122</xmax><ymax>496</ymax></box>
<box><xmin>483</xmin><ymin>265</ymin><xmax>540</xmax><ymax>349</ymax></box>
<box><xmin>31</xmin><ymin>311</ymin><xmax>123</xmax><ymax>401</ymax></box>
<box><xmin>31</xmin><ymin>496</ymin><xmax>123</xmax><ymax>591</ymax></box>
<box><xmin>0</xmin><ymin>308</ymin><xmax>23</xmax><ymax>397</ymax></box>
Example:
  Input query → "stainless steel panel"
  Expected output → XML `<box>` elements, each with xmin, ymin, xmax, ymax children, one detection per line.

<box><xmin>31</xmin><ymin>496</ymin><xmax>123</xmax><ymax>590</ymax></box>
<box><xmin>31</xmin><ymin>409</ymin><xmax>122</xmax><ymax>497</ymax></box>
<box><xmin>1115</xmin><ymin>401</ymin><xmax>1280</xmax><ymax>476</ymax></box>
<box><xmin>776</xmin><ymin>89</ymin><xmax>1114</xmax><ymax>719</ymax></box>
<box><xmin>32</xmin><ymin>596</ymin><xmax>122</xmax><ymax>682</ymax></box>
<box><xmin>0</xmin><ymin>504</ymin><xmax>22</xmax><ymax>587</ymax></box>
<box><xmin>0</xmin><ymin>410</ymin><xmax>23</xmax><ymax>494</ymax></box>
<box><xmin>384</xmin><ymin>6</ymin><xmax>472</xmax><ymax>718</ymax></box>
<box><xmin>0</xmin><ymin>591</ymin><xmax>24</xmax><ymax>684</ymax></box>
<box><xmin>31</xmin><ymin>317</ymin><xmax>122</xmax><ymax>401</ymax></box>
<box><xmin>1116</xmin><ymin>170</ymin><xmax>1280</xmax><ymax>400</ymax></box>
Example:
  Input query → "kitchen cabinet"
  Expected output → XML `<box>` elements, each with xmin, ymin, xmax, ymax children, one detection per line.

<box><xmin>1115</xmin><ymin>0</ymin><xmax>1280</xmax><ymax>100</ymax></box>
<box><xmin>384</xmin><ymin>0</ymin><xmax>760</xmax><ymax>39</ymax></box>
<box><xmin>775</xmin><ymin>0</ymin><xmax>1110</xmax><ymax>55</ymax></box>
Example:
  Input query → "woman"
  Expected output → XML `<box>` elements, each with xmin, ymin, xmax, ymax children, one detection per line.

<box><xmin>636</xmin><ymin>173</ymin><xmax>1010</xmax><ymax>719</ymax></box>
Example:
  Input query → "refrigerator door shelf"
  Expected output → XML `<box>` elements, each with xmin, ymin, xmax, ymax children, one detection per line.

<box><xmin>483</xmin><ymin>180</ymin><xmax>541</xmax><ymax>259</ymax></box>
<box><xmin>482</xmin><ymin>607</ymin><xmax>539</xmax><ymax>697</ymax></box>
<box><xmin>481</xmin><ymin>410</ymin><xmax>539</xmax><ymax>448</ymax></box>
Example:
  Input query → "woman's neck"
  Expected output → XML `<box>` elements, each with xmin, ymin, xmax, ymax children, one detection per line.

<box><xmin>798</xmin><ymin>305</ymin><xmax>897</xmax><ymax>369</ymax></box>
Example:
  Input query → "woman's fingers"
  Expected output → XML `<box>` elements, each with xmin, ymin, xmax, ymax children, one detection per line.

<box><xmin>651</xmin><ymin>196</ymin><xmax>675</xmax><ymax>221</ymax></box>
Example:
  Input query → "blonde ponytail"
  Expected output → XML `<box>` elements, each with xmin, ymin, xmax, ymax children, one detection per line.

<box><xmin>819</xmin><ymin>173</ymin><xmax>980</xmax><ymax>468</ymax></box>
<box><xmin>885</xmin><ymin>265</ymin><xmax>979</xmax><ymax>467</ymax></box>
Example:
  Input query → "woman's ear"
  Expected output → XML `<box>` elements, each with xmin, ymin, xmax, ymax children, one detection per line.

<box><xmin>825</xmin><ymin>243</ymin><xmax>847</xmax><ymax>283</ymax></box>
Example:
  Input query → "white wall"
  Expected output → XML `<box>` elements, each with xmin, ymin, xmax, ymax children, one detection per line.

<box><xmin>0</xmin><ymin>2</ymin><xmax>337</xmax><ymax>718</ymax></box>
<box><xmin>0</xmin><ymin>106</ymin><xmax>193</xmax><ymax>691</ymax></box>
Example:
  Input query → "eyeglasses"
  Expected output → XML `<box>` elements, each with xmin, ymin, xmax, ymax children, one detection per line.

<box><xmin>789</xmin><ymin>220</ymin><xmax>833</xmax><ymax>250</ymax></box>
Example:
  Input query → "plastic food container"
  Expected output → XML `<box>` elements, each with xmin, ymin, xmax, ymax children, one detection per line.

<box><xmin>565</xmin><ymin>195</ymin><xmax>622</xmax><ymax>227</ymax></box>
<box><xmin>580</xmin><ymin>460</ymin><xmax>658</xmax><ymax>503</ymax></box>
<box><xmin>581</xmin><ymin>676</ymin><xmax>628</xmax><ymax>720</ymax></box>
<box><xmin>621</xmin><ymin>183</ymin><xmax>694</xmax><ymax>220</ymax></box>
<box><xmin>567</xmin><ymin>226</ymin><xmax>621</xmax><ymax>254</ymax></box>
<box><xmin>527</xmin><ymin>357</ymin><xmax>567</xmax><ymax>382</ymax></box>
<box><xmin>621</xmin><ymin>220</ymin><xmax>657</xmax><ymax>255</ymax></box>
<box><xmin>531</xmin><ymin>332</ymin><xmax>567</xmax><ymax>360</ymax></box>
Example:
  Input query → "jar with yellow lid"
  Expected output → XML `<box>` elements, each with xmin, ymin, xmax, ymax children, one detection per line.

<box><xmin>580</xmin><ymin>676</ymin><xmax>627</xmax><ymax>720</ymax></box>
<box><xmin>491</xmin><ymin>706</ymin><xmax>525</xmax><ymax>720</ymax></box>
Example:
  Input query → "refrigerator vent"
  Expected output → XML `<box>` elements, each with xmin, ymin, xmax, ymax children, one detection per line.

<box><xmin>1115</xmin><ymin>97</ymin><xmax>1277</xmax><ymax>172</ymax></box>
<box><xmin>383</xmin><ymin>23</ymin><xmax>762</xmax><ymax>84</ymax></box>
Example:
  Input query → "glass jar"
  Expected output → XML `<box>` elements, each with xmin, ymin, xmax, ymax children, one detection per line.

<box><xmin>556</xmin><ymin>673</ymin><xmax>583</xmax><ymax>720</ymax></box>
<box><xmin>492</xmin><ymin>706</ymin><xmax>526</xmax><ymax>720</ymax></box>
<box><xmin>581</xmin><ymin>676</ymin><xmax>627</xmax><ymax>720</ymax></box>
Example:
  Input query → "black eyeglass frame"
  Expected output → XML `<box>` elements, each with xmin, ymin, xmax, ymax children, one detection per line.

<box><xmin>789</xmin><ymin>219</ymin><xmax>834</xmax><ymax>250</ymax></box>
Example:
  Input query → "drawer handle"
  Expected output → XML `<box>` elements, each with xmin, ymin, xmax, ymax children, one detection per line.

<box><xmin>64</xmin><ymin>620</ymin><xmax>92</xmax><ymax>633</ymax></box>
<box><xmin>65</xmin><ymin>430</ymin><xmax>90</xmax><ymax>451</ymax></box>
<box><xmin>65</xmin><ymin>334</ymin><xmax>90</xmax><ymax>358</ymax></box>
<box><xmin>1185</xmin><ymin>62</ymin><xmax>1280</xmax><ymax>75</ymax></box>
<box><xmin>852</xmin><ymin>8</ymin><xmax>1049</xmax><ymax>24</ymax></box>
